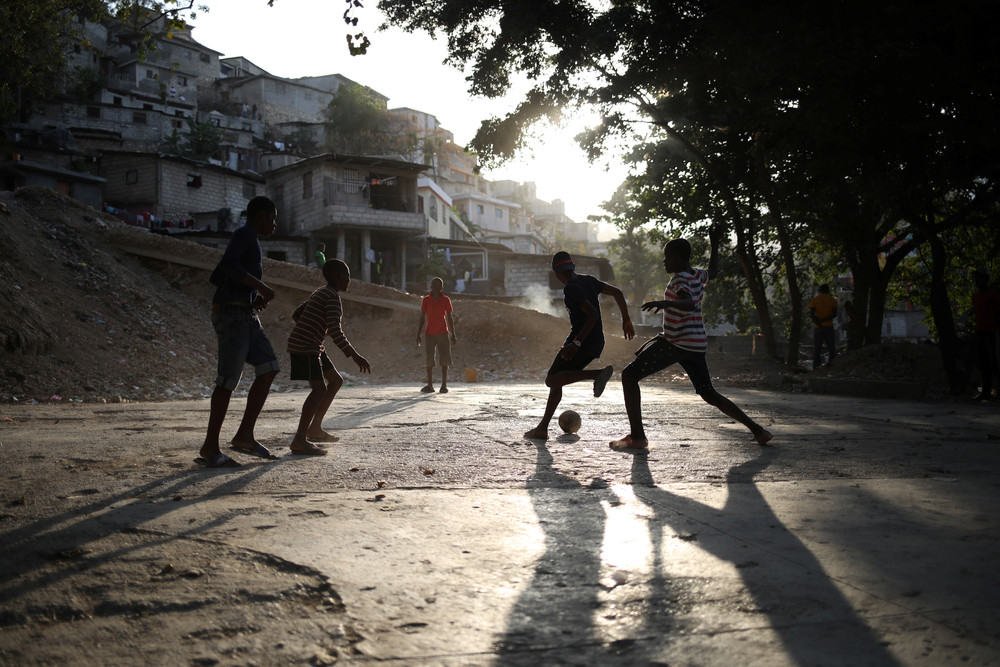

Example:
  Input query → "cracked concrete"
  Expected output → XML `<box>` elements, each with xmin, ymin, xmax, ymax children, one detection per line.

<box><xmin>1</xmin><ymin>381</ymin><xmax>999</xmax><ymax>665</ymax></box>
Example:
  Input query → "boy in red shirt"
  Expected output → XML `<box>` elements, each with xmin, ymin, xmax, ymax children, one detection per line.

<box><xmin>416</xmin><ymin>277</ymin><xmax>457</xmax><ymax>393</ymax></box>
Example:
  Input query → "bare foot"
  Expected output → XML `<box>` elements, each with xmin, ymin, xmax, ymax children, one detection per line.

<box><xmin>306</xmin><ymin>429</ymin><xmax>340</xmax><ymax>442</ymax></box>
<box><xmin>523</xmin><ymin>426</ymin><xmax>548</xmax><ymax>440</ymax></box>
<box><xmin>609</xmin><ymin>435</ymin><xmax>648</xmax><ymax>451</ymax></box>
<box><xmin>754</xmin><ymin>429</ymin><xmax>774</xmax><ymax>446</ymax></box>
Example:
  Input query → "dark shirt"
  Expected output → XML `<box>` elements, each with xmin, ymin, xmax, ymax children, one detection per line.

<box><xmin>563</xmin><ymin>273</ymin><xmax>608</xmax><ymax>348</ymax></box>
<box><xmin>210</xmin><ymin>225</ymin><xmax>262</xmax><ymax>306</ymax></box>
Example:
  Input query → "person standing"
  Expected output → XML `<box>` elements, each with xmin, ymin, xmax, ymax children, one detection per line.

<box><xmin>198</xmin><ymin>196</ymin><xmax>281</xmax><ymax>467</ymax></box>
<box><xmin>314</xmin><ymin>242</ymin><xmax>327</xmax><ymax>269</ymax></box>
<box><xmin>610</xmin><ymin>228</ymin><xmax>773</xmax><ymax>450</ymax></box>
<box><xmin>524</xmin><ymin>252</ymin><xmax>635</xmax><ymax>440</ymax></box>
<box><xmin>809</xmin><ymin>284</ymin><xmax>839</xmax><ymax>369</ymax></box>
<box><xmin>971</xmin><ymin>268</ymin><xmax>1000</xmax><ymax>400</ymax></box>
<box><xmin>416</xmin><ymin>277</ymin><xmax>457</xmax><ymax>393</ymax></box>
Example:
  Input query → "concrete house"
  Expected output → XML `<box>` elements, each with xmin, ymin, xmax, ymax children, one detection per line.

<box><xmin>99</xmin><ymin>150</ymin><xmax>264</xmax><ymax>229</ymax></box>
<box><xmin>265</xmin><ymin>154</ymin><xmax>428</xmax><ymax>285</ymax></box>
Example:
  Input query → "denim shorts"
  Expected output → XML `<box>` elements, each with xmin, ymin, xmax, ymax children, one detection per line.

<box><xmin>624</xmin><ymin>337</ymin><xmax>715</xmax><ymax>394</ymax></box>
<box><xmin>212</xmin><ymin>306</ymin><xmax>280</xmax><ymax>390</ymax></box>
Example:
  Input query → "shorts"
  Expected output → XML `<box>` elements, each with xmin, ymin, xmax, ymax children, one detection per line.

<box><xmin>624</xmin><ymin>337</ymin><xmax>715</xmax><ymax>394</ymax></box>
<box><xmin>212</xmin><ymin>307</ymin><xmax>280</xmax><ymax>390</ymax></box>
<box><xmin>289</xmin><ymin>350</ymin><xmax>334</xmax><ymax>381</ymax></box>
<box><xmin>546</xmin><ymin>340</ymin><xmax>603</xmax><ymax>376</ymax></box>
<box><xmin>424</xmin><ymin>333</ymin><xmax>452</xmax><ymax>366</ymax></box>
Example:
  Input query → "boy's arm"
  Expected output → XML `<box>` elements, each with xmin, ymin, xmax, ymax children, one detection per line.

<box><xmin>416</xmin><ymin>311</ymin><xmax>426</xmax><ymax>346</ymax></box>
<box><xmin>601</xmin><ymin>284</ymin><xmax>635</xmax><ymax>340</ymax></box>
<box><xmin>643</xmin><ymin>290</ymin><xmax>696</xmax><ymax>313</ymax></box>
<box><xmin>447</xmin><ymin>312</ymin><xmax>457</xmax><ymax>342</ymax></box>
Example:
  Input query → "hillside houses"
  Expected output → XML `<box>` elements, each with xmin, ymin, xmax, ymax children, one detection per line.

<box><xmin>0</xmin><ymin>12</ymin><xmax>610</xmax><ymax>298</ymax></box>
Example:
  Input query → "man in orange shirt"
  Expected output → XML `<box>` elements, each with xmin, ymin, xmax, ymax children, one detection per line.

<box><xmin>809</xmin><ymin>284</ymin><xmax>838</xmax><ymax>369</ymax></box>
<box><xmin>417</xmin><ymin>277</ymin><xmax>457</xmax><ymax>393</ymax></box>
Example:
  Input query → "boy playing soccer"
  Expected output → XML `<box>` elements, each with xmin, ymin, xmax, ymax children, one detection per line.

<box><xmin>610</xmin><ymin>227</ymin><xmax>773</xmax><ymax>450</ymax></box>
<box><xmin>287</xmin><ymin>259</ymin><xmax>371</xmax><ymax>454</ymax></box>
<box><xmin>416</xmin><ymin>276</ymin><xmax>457</xmax><ymax>393</ymax></box>
<box><xmin>524</xmin><ymin>252</ymin><xmax>635</xmax><ymax>440</ymax></box>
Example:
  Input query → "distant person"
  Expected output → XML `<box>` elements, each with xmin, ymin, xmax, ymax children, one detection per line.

<box><xmin>416</xmin><ymin>277</ymin><xmax>457</xmax><ymax>393</ymax></box>
<box><xmin>524</xmin><ymin>252</ymin><xmax>635</xmax><ymax>440</ymax></box>
<box><xmin>314</xmin><ymin>242</ymin><xmax>327</xmax><ymax>269</ymax></box>
<box><xmin>971</xmin><ymin>268</ymin><xmax>1000</xmax><ymax>401</ymax></box>
<box><xmin>198</xmin><ymin>196</ymin><xmax>281</xmax><ymax>467</ymax></box>
<box><xmin>287</xmin><ymin>259</ymin><xmax>371</xmax><ymax>453</ymax></box>
<box><xmin>809</xmin><ymin>284</ymin><xmax>839</xmax><ymax>369</ymax></box>
<box><xmin>610</xmin><ymin>228</ymin><xmax>773</xmax><ymax>450</ymax></box>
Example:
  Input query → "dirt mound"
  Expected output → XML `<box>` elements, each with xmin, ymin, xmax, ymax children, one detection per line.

<box><xmin>0</xmin><ymin>188</ymin><xmax>638</xmax><ymax>403</ymax></box>
<box><xmin>810</xmin><ymin>342</ymin><xmax>949</xmax><ymax>388</ymax></box>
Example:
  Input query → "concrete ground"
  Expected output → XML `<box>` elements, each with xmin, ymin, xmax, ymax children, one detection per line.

<box><xmin>1</xmin><ymin>380</ymin><xmax>999</xmax><ymax>665</ymax></box>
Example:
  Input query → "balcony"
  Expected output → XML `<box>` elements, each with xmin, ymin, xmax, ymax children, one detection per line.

<box><xmin>324</xmin><ymin>205</ymin><xmax>425</xmax><ymax>234</ymax></box>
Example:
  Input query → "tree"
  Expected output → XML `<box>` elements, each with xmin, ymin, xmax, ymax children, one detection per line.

<box><xmin>324</xmin><ymin>81</ymin><xmax>418</xmax><ymax>157</ymax></box>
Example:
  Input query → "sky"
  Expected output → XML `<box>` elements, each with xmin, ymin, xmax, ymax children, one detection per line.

<box><xmin>188</xmin><ymin>0</ymin><xmax>629</xmax><ymax>240</ymax></box>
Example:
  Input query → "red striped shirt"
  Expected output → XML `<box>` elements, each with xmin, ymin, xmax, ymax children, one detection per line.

<box><xmin>660</xmin><ymin>268</ymin><xmax>709</xmax><ymax>352</ymax></box>
<box><xmin>287</xmin><ymin>286</ymin><xmax>355</xmax><ymax>357</ymax></box>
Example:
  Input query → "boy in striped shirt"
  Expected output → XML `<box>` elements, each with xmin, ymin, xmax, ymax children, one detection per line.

<box><xmin>610</xmin><ymin>228</ymin><xmax>773</xmax><ymax>450</ymax></box>
<box><xmin>287</xmin><ymin>259</ymin><xmax>371</xmax><ymax>454</ymax></box>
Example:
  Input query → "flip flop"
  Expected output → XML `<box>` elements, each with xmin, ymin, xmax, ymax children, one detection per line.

<box><xmin>230</xmin><ymin>442</ymin><xmax>278</xmax><ymax>460</ymax></box>
<box><xmin>307</xmin><ymin>433</ymin><xmax>340</xmax><ymax>442</ymax></box>
<box><xmin>290</xmin><ymin>444</ymin><xmax>328</xmax><ymax>456</ymax></box>
<box><xmin>194</xmin><ymin>453</ymin><xmax>241</xmax><ymax>468</ymax></box>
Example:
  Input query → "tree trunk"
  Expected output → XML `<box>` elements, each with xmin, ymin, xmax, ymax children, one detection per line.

<box><xmin>924</xmin><ymin>231</ymin><xmax>966</xmax><ymax>393</ymax></box>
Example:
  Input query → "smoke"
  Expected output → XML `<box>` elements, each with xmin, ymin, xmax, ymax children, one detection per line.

<box><xmin>518</xmin><ymin>283</ymin><xmax>564</xmax><ymax>318</ymax></box>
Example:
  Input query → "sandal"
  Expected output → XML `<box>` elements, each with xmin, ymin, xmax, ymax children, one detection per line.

<box><xmin>230</xmin><ymin>441</ymin><xmax>278</xmax><ymax>460</ymax></box>
<box><xmin>195</xmin><ymin>453</ymin><xmax>241</xmax><ymax>468</ymax></box>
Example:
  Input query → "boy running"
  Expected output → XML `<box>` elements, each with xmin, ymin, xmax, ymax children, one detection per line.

<box><xmin>416</xmin><ymin>277</ymin><xmax>457</xmax><ymax>393</ymax></box>
<box><xmin>610</xmin><ymin>227</ymin><xmax>773</xmax><ymax>450</ymax></box>
<box><xmin>524</xmin><ymin>252</ymin><xmax>635</xmax><ymax>440</ymax></box>
<box><xmin>287</xmin><ymin>259</ymin><xmax>371</xmax><ymax>454</ymax></box>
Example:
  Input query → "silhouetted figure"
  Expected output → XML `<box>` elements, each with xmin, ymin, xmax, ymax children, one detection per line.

<box><xmin>287</xmin><ymin>260</ymin><xmax>371</xmax><ymax>452</ymax></box>
<box><xmin>610</xmin><ymin>228</ymin><xmax>773</xmax><ymax>450</ymax></box>
<box><xmin>524</xmin><ymin>252</ymin><xmax>635</xmax><ymax>440</ymax></box>
<box><xmin>199</xmin><ymin>196</ymin><xmax>280</xmax><ymax>467</ymax></box>
<box><xmin>809</xmin><ymin>284</ymin><xmax>838</xmax><ymax>369</ymax></box>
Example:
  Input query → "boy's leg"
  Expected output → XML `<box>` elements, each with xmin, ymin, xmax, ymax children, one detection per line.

<box><xmin>699</xmin><ymin>389</ymin><xmax>773</xmax><ymax>445</ymax></box>
<box><xmin>813</xmin><ymin>328</ymin><xmax>823</xmax><ymax>369</ymax></box>
<box><xmin>825</xmin><ymin>327</ymin><xmax>837</xmax><ymax>364</ymax></box>
<box><xmin>291</xmin><ymin>378</ymin><xmax>328</xmax><ymax>453</ymax></box>
<box><xmin>231</xmin><ymin>369</ymin><xmax>278</xmax><ymax>449</ymax></box>
<box><xmin>524</xmin><ymin>363</ymin><xmax>603</xmax><ymax>439</ymax></box>
<box><xmin>201</xmin><ymin>385</ymin><xmax>233</xmax><ymax>461</ymax></box>
<box><xmin>610</xmin><ymin>339</ymin><xmax>678</xmax><ymax>450</ymax></box>
<box><xmin>438</xmin><ymin>336</ymin><xmax>452</xmax><ymax>393</ymax></box>
<box><xmin>307</xmin><ymin>366</ymin><xmax>344</xmax><ymax>441</ymax></box>
<box><xmin>439</xmin><ymin>365</ymin><xmax>449</xmax><ymax>392</ymax></box>
<box><xmin>421</xmin><ymin>337</ymin><xmax>436</xmax><ymax>392</ymax></box>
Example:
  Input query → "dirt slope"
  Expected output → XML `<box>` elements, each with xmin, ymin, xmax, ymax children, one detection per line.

<box><xmin>0</xmin><ymin>188</ymin><xmax>641</xmax><ymax>403</ymax></box>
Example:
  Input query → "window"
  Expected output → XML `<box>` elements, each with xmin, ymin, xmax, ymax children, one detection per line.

<box><xmin>177</xmin><ymin>75</ymin><xmax>187</xmax><ymax>86</ymax></box>
<box><xmin>344</xmin><ymin>167</ymin><xmax>360</xmax><ymax>194</ymax></box>
<box><xmin>430</xmin><ymin>201</ymin><xmax>438</xmax><ymax>221</ymax></box>
<box><xmin>417</xmin><ymin>195</ymin><xmax>424</xmax><ymax>214</ymax></box>
<box><xmin>302</xmin><ymin>171</ymin><xmax>313</xmax><ymax>199</ymax></box>
<box><xmin>125</xmin><ymin>170</ymin><xmax>138</xmax><ymax>184</ymax></box>
<box><xmin>182</xmin><ymin>49</ymin><xmax>191</xmax><ymax>60</ymax></box>
<box><xmin>199</xmin><ymin>53</ymin><xmax>210</xmax><ymax>63</ymax></box>
<box><xmin>142</xmin><ymin>103</ymin><xmax>153</xmax><ymax>110</ymax></box>
<box><xmin>133</xmin><ymin>111</ymin><xmax>147</xmax><ymax>124</ymax></box>
<box><xmin>145</xmin><ymin>69</ymin><xmax>155</xmax><ymax>79</ymax></box>
<box><xmin>113</xmin><ymin>96</ymin><xmax>122</xmax><ymax>106</ymax></box>
<box><xmin>243</xmin><ymin>182</ymin><xmax>256</xmax><ymax>198</ymax></box>
<box><xmin>172</xmin><ymin>120</ymin><xmax>183</xmax><ymax>129</ymax></box>
<box><xmin>86</xmin><ymin>106</ymin><xmax>100</xmax><ymax>118</ymax></box>
<box><xmin>476</xmin><ymin>204</ymin><xmax>484</xmax><ymax>215</ymax></box>
<box><xmin>495</xmin><ymin>207</ymin><xmax>503</xmax><ymax>218</ymax></box>
<box><xmin>174</xmin><ymin>110</ymin><xmax>184</xmax><ymax>117</ymax></box>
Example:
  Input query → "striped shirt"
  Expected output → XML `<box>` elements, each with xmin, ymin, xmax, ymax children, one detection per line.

<box><xmin>660</xmin><ymin>268</ymin><xmax>710</xmax><ymax>352</ymax></box>
<box><xmin>287</xmin><ymin>285</ymin><xmax>356</xmax><ymax>357</ymax></box>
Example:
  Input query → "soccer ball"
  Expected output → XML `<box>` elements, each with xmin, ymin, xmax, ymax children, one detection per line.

<box><xmin>558</xmin><ymin>409</ymin><xmax>582</xmax><ymax>434</ymax></box>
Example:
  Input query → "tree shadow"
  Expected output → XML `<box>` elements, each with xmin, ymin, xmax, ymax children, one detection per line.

<box><xmin>0</xmin><ymin>458</ymin><xmax>286</xmax><ymax>603</ymax></box>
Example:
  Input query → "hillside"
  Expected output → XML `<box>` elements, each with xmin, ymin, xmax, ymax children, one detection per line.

<box><xmin>0</xmin><ymin>188</ymin><xmax>647</xmax><ymax>403</ymax></box>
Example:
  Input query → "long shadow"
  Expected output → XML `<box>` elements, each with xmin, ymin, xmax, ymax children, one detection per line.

<box><xmin>629</xmin><ymin>450</ymin><xmax>901</xmax><ymax>665</ymax></box>
<box><xmin>0</xmin><ymin>457</ymin><xmax>289</xmax><ymax>603</ymax></box>
<box><xmin>494</xmin><ymin>441</ymin><xmax>612</xmax><ymax>665</ymax></box>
